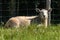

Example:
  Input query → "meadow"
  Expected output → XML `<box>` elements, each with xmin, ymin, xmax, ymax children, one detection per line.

<box><xmin>0</xmin><ymin>24</ymin><xmax>60</xmax><ymax>40</ymax></box>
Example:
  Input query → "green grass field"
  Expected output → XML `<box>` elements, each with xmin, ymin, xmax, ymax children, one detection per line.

<box><xmin>0</xmin><ymin>25</ymin><xmax>60</xmax><ymax>40</ymax></box>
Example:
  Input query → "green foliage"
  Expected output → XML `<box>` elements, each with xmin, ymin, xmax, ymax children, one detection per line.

<box><xmin>0</xmin><ymin>25</ymin><xmax>60</xmax><ymax>40</ymax></box>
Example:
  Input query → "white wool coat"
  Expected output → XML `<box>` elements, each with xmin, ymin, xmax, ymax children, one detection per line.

<box><xmin>4</xmin><ymin>16</ymin><xmax>37</xmax><ymax>28</ymax></box>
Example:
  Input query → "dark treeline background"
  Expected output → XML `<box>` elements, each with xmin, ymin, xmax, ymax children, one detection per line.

<box><xmin>0</xmin><ymin>0</ymin><xmax>60</xmax><ymax>24</ymax></box>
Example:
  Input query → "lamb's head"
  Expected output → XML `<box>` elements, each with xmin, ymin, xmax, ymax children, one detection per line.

<box><xmin>35</xmin><ymin>8</ymin><xmax>48</xmax><ymax>27</ymax></box>
<box><xmin>40</xmin><ymin>9</ymin><xmax>48</xmax><ymax>18</ymax></box>
<box><xmin>35</xmin><ymin>8</ymin><xmax>48</xmax><ymax>19</ymax></box>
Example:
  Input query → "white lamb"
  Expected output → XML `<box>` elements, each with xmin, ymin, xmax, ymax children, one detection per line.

<box><xmin>4</xmin><ymin>8</ymin><xmax>48</xmax><ymax>28</ymax></box>
<box><xmin>4</xmin><ymin>16</ymin><xmax>37</xmax><ymax>28</ymax></box>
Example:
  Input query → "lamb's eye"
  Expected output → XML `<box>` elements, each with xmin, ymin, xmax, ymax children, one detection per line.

<box><xmin>40</xmin><ymin>12</ymin><xmax>44</xmax><ymax>16</ymax></box>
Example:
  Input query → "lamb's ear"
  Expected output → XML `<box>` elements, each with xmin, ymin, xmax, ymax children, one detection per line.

<box><xmin>48</xmin><ymin>8</ymin><xmax>52</xmax><ymax>12</ymax></box>
<box><xmin>35</xmin><ymin>8</ymin><xmax>41</xmax><ymax>13</ymax></box>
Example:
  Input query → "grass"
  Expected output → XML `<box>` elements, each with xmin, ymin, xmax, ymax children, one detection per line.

<box><xmin>0</xmin><ymin>25</ymin><xmax>60</xmax><ymax>40</ymax></box>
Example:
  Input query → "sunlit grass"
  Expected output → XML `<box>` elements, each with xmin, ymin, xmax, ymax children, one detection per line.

<box><xmin>0</xmin><ymin>24</ymin><xmax>60</xmax><ymax>40</ymax></box>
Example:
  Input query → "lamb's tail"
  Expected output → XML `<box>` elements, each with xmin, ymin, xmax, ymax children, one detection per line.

<box><xmin>4</xmin><ymin>20</ymin><xmax>10</xmax><ymax>28</ymax></box>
